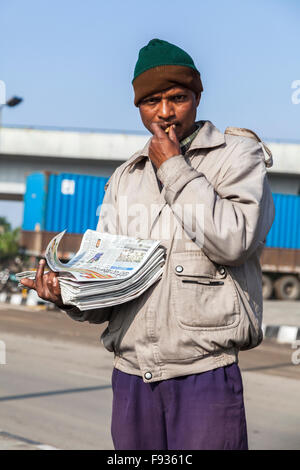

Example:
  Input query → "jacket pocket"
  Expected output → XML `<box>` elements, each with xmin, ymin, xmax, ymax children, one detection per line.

<box><xmin>171</xmin><ymin>252</ymin><xmax>240</xmax><ymax>330</ymax></box>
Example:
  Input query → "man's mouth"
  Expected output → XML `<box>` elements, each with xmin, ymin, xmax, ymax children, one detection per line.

<box><xmin>158</xmin><ymin>123</ymin><xmax>179</xmax><ymax>132</ymax></box>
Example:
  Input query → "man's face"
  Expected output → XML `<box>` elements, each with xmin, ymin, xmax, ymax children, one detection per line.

<box><xmin>138</xmin><ymin>86</ymin><xmax>200</xmax><ymax>141</ymax></box>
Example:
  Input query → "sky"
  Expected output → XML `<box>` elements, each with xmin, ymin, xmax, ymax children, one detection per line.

<box><xmin>0</xmin><ymin>0</ymin><xmax>300</xmax><ymax>227</ymax></box>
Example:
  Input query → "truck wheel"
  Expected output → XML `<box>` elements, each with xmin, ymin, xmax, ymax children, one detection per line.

<box><xmin>274</xmin><ymin>276</ymin><xmax>300</xmax><ymax>300</ymax></box>
<box><xmin>262</xmin><ymin>274</ymin><xmax>273</xmax><ymax>299</ymax></box>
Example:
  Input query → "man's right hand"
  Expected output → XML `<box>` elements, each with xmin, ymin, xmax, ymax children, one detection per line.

<box><xmin>20</xmin><ymin>259</ymin><xmax>65</xmax><ymax>308</ymax></box>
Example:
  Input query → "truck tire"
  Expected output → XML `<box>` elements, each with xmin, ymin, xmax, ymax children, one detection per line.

<box><xmin>262</xmin><ymin>274</ymin><xmax>273</xmax><ymax>300</ymax></box>
<box><xmin>274</xmin><ymin>275</ymin><xmax>300</xmax><ymax>300</ymax></box>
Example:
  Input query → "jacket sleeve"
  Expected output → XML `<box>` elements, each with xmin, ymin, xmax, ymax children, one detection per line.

<box><xmin>157</xmin><ymin>138</ymin><xmax>275</xmax><ymax>266</ymax></box>
<box><xmin>61</xmin><ymin>171</ymin><xmax>119</xmax><ymax>323</ymax></box>
<box><xmin>61</xmin><ymin>305</ymin><xmax>113</xmax><ymax>324</ymax></box>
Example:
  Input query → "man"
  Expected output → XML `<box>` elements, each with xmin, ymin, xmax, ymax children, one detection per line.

<box><xmin>21</xmin><ymin>38</ymin><xmax>275</xmax><ymax>450</ymax></box>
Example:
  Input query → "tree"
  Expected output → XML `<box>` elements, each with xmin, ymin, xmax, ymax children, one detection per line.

<box><xmin>0</xmin><ymin>217</ymin><xmax>20</xmax><ymax>261</ymax></box>
<box><xmin>0</xmin><ymin>217</ymin><xmax>11</xmax><ymax>234</ymax></box>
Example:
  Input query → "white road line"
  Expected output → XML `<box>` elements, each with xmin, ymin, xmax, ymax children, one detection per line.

<box><xmin>277</xmin><ymin>325</ymin><xmax>298</xmax><ymax>343</ymax></box>
<box><xmin>36</xmin><ymin>444</ymin><xmax>60</xmax><ymax>450</ymax></box>
<box><xmin>0</xmin><ymin>430</ymin><xmax>60</xmax><ymax>450</ymax></box>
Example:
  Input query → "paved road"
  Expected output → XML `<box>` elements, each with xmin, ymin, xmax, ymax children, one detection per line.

<box><xmin>0</xmin><ymin>303</ymin><xmax>300</xmax><ymax>450</ymax></box>
<box><xmin>263</xmin><ymin>300</ymin><xmax>300</xmax><ymax>327</ymax></box>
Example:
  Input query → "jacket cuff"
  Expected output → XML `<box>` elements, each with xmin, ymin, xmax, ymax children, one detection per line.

<box><xmin>157</xmin><ymin>155</ymin><xmax>203</xmax><ymax>204</ymax></box>
<box><xmin>60</xmin><ymin>305</ymin><xmax>85</xmax><ymax>321</ymax></box>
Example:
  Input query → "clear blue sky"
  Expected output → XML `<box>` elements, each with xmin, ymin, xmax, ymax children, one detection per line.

<box><xmin>1</xmin><ymin>0</ymin><xmax>299</xmax><ymax>228</ymax></box>
<box><xmin>1</xmin><ymin>0</ymin><xmax>299</xmax><ymax>140</ymax></box>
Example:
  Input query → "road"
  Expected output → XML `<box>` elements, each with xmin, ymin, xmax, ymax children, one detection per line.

<box><xmin>0</xmin><ymin>303</ymin><xmax>300</xmax><ymax>450</ymax></box>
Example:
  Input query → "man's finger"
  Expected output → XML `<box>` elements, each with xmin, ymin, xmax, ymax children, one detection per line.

<box><xmin>35</xmin><ymin>259</ymin><xmax>46</xmax><ymax>293</ymax></box>
<box><xmin>52</xmin><ymin>275</ymin><xmax>61</xmax><ymax>297</ymax></box>
<box><xmin>44</xmin><ymin>272</ymin><xmax>61</xmax><ymax>300</ymax></box>
<box><xmin>20</xmin><ymin>278</ymin><xmax>35</xmax><ymax>289</ymax></box>
<box><xmin>150</xmin><ymin>122</ymin><xmax>168</xmax><ymax>138</ymax></box>
<box><xmin>168</xmin><ymin>124</ymin><xmax>180</xmax><ymax>145</ymax></box>
<box><xmin>46</xmin><ymin>276</ymin><xmax>53</xmax><ymax>290</ymax></box>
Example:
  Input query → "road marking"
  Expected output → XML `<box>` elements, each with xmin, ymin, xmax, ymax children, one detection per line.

<box><xmin>0</xmin><ymin>384</ymin><xmax>112</xmax><ymax>402</ymax></box>
<box><xmin>36</xmin><ymin>444</ymin><xmax>59</xmax><ymax>450</ymax></box>
<box><xmin>0</xmin><ymin>430</ymin><xmax>59</xmax><ymax>450</ymax></box>
<box><xmin>277</xmin><ymin>326</ymin><xmax>298</xmax><ymax>343</ymax></box>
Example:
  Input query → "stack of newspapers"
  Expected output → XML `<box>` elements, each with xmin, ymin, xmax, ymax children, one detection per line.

<box><xmin>17</xmin><ymin>230</ymin><xmax>165</xmax><ymax>310</ymax></box>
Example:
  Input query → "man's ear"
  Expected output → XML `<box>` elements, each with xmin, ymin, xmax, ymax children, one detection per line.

<box><xmin>195</xmin><ymin>92</ymin><xmax>201</xmax><ymax>107</ymax></box>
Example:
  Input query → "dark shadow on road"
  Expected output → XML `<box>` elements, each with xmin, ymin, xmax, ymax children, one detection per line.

<box><xmin>0</xmin><ymin>384</ymin><xmax>112</xmax><ymax>402</ymax></box>
<box><xmin>0</xmin><ymin>431</ymin><xmax>42</xmax><ymax>446</ymax></box>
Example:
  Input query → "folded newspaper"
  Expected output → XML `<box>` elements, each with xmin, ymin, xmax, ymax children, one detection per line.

<box><xmin>16</xmin><ymin>230</ymin><xmax>165</xmax><ymax>310</ymax></box>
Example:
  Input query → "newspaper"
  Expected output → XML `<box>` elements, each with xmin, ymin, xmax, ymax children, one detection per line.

<box><xmin>17</xmin><ymin>230</ymin><xmax>165</xmax><ymax>310</ymax></box>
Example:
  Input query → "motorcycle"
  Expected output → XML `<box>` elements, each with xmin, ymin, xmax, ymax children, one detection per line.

<box><xmin>0</xmin><ymin>269</ymin><xmax>19</xmax><ymax>294</ymax></box>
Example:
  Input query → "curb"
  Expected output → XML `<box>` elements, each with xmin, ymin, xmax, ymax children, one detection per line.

<box><xmin>262</xmin><ymin>323</ymin><xmax>300</xmax><ymax>344</ymax></box>
<box><xmin>0</xmin><ymin>296</ymin><xmax>299</xmax><ymax>343</ymax></box>
<box><xmin>0</xmin><ymin>291</ymin><xmax>49</xmax><ymax>308</ymax></box>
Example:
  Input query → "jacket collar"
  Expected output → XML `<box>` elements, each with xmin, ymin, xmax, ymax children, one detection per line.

<box><xmin>188</xmin><ymin>120</ymin><xmax>225</xmax><ymax>152</ymax></box>
<box><xmin>126</xmin><ymin>120</ymin><xmax>225</xmax><ymax>169</ymax></box>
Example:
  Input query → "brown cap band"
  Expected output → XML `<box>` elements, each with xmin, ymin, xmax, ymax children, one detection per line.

<box><xmin>133</xmin><ymin>65</ymin><xmax>203</xmax><ymax>106</ymax></box>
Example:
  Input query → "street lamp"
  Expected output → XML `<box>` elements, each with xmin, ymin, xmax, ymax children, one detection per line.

<box><xmin>0</xmin><ymin>96</ymin><xmax>23</xmax><ymax>127</ymax></box>
<box><xmin>6</xmin><ymin>96</ymin><xmax>23</xmax><ymax>108</ymax></box>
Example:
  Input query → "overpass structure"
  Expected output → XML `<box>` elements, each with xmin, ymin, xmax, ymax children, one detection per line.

<box><xmin>1</xmin><ymin>125</ymin><xmax>300</xmax><ymax>201</ymax></box>
<box><xmin>0</xmin><ymin>126</ymin><xmax>149</xmax><ymax>201</ymax></box>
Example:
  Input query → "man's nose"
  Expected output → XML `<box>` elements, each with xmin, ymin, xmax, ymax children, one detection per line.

<box><xmin>157</xmin><ymin>99</ymin><xmax>175</xmax><ymax>120</ymax></box>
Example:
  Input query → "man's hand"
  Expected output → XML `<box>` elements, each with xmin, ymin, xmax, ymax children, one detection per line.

<box><xmin>20</xmin><ymin>259</ymin><xmax>65</xmax><ymax>308</ymax></box>
<box><xmin>149</xmin><ymin>123</ymin><xmax>181</xmax><ymax>169</ymax></box>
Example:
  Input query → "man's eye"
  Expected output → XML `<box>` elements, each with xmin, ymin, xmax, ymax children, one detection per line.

<box><xmin>173</xmin><ymin>95</ymin><xmax>186</xmax><ymax>102</ymax></box>
<box><xmin>146</xmin><ymin>98</ymin><xmax>159</xmax><ymax>105</ymax></box>
<box><xmin>141</xmin><ymin>97</ymin><xmax>160</xmax><ymax>105</ymax></box>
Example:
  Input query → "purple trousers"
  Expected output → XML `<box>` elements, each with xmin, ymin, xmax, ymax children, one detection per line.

<box><xmin>111</xmin><ymin>363</ymin><xmax>248</xmax><ymax>450</ymax></box>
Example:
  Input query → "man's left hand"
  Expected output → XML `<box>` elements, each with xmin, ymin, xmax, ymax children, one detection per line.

<box><xmin>149</xmin><ymin>123</ymin><xmax>181</xmax><ymax>169</ymax></box>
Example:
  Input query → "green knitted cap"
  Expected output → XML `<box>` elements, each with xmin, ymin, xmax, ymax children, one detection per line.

<box><xmin>133</xmin><ymin>38</ymin><xmax>199</xmax><ymax>82</ymax></box>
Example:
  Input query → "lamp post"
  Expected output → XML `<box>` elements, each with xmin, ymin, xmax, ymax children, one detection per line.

<box><xmin>0</xmin><ymin>96</ymin><xmax>23</xmax><ymax>127</ymax></box>
<box><xmin>0</xmin><ymin>96</ymin><xmax>23</xmax><ymax>152</ymax></box>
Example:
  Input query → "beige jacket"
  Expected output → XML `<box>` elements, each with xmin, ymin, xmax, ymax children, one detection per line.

<box><xmin>64</xmin><ymin>120</ymin><xmax>275</xmax><ymax>382</ymax></box>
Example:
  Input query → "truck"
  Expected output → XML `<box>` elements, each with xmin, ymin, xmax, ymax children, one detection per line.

<box><xmin>261</xmin><ymin>247</ymin><xmax>300</xmax><ymax>300</ymax></box>
<box><xmin>20</xmin><ymin>173</ymin><xmax>300</xmax><ymax>300</ymax></box>
<box><xmin>260</xmin><ymin>193</ymin><xmax>300</xmax><ymax>300</ymax></box>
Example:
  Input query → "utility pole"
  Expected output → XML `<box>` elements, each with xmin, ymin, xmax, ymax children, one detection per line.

<box><xmin>0</xmin><ymin>96</ymin><xmax>23</xmax><ymax>153</ymax></box>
